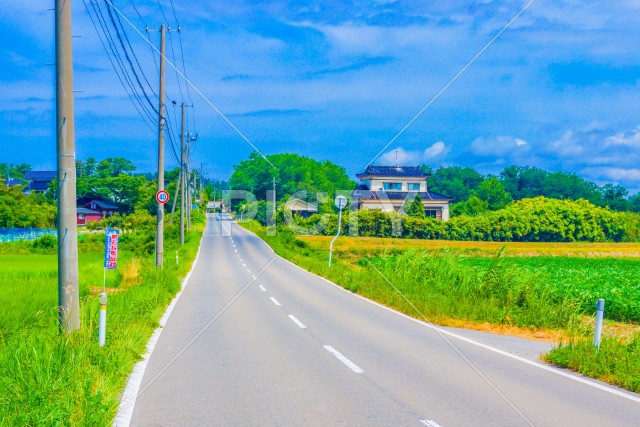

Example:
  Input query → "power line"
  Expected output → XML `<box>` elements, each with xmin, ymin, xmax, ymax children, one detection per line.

<box><xmin>168</xmin><ymin>0</ymin><xmax>194</xmax><ymax>108</ymax></box>
<box><xmin>91</xmin><ymin>0</ymin><xmax>157</xmax><ymax>124</ymax></box>
<box><xmin>112</xmin><ymin>2</ymin><xmax>158</xmax><ymax>99</ymax></box>
<box><xmin>83</xmin><ymin>0</ymin><xmax>156</xmax><ymax>131</ymax></box>
<box><xmin>104</xmin><ymin>0</ymin><xmax>158</xmax><ymax>113</ymax></box>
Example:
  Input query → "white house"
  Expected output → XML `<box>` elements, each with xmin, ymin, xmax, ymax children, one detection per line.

<box><xmin>279</xmin><ymin>198</ymin><xmax>318</xmax><ymax>218</ymax></box>
<box><xmin>352</xmin><ymin>165</ymin><xmax>452</xmax><ymax>220</ymax></box>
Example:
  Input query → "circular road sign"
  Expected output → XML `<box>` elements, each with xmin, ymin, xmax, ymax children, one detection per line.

<box><xmin>335</xmin><ymin>195</ymin><xmax>348</xmax><ymax>209</ymax></box>
<box><xmin>156</xmin><ymin>189</ymin><xmax>170</xmax><ymax>204</ymax></box>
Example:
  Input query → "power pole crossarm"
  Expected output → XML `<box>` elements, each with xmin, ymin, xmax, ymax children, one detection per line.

<box><xmin>56</xmin><ymin>0</ymin><xmax>80</xmax><ymax>333</ymax></box>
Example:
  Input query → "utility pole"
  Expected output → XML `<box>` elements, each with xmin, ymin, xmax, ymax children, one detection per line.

<box><xmin>56</xmin><ymin>0</ymin><xmax>79</xmax><ymax>334</ymax></box>
<box><xmin>186</xmin><ymin>133</ymin><xmax>197</xmax><ymax>231</ymax></box>
<box><xmin>153</xmin><ymin>24</ymin><xmax>166</xmax><ymax>268</ymax></box>
<box><xmin>180</xmin><ymin>102</ymin><xmax>185</xmax><ymax>245</ymax></box>
<box><xmin>169</xmin><ymin>172</ymin><xmax>181</xmax><ymax>224</ymax></box>
<box><xmin>186</xmin><ymin>135</ymin><xmax>192</xmax><ymax>232</ymax></box>
<box><xmin>200</xmin><ymin>163</ymin><xmax>204</xmax><ymax>202</ymax></box>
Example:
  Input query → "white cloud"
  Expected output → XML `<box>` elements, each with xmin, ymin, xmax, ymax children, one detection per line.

<box><xmin>605</xmin><ymin>127</ymin><xmax>640</xmax><ymax>147</ymax></box>
<box><xmin>470</xmin><ymin>135</ymin><xmax>529</xmax><ymax>157</ymax></box>
<box><xmin>581</xmin><ymin>167</ymin><xmax>640</xmax><ymax>182</ymax></box>
<box><xmin>378</xmin><ymin>142</ymin><xmax>447</xmax><ymax>165</ymax></box>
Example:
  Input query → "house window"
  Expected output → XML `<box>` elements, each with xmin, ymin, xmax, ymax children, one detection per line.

<box><xmin>383</xmin><ymin>182</ymin><xmax>402</xmax><ymax>191</ymax></box>
<box><xmin>79</xmin><ymin>214</ymin><xmax>85</xmax><ymax>219</ymax></box>
<box><xmin>425</xmin><ymin>210</ymin><xmax>438</xmax><ymax>218</ymax></box>
<box><xmin>408</xmin><ymin>183</ymin><xmax>420</xmax><ymax>191</ymax></box>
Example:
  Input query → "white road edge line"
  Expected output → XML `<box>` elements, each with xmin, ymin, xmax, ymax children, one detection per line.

<box><xmin>237</xmin><ymin>225</ymin><xmax>640</xmax><ymax>404</ymax></box>
<box><xmin>113</xmin><ymin>234</ymin><xmax>204</xmax><ymax>426</ymax></box>
<box><xmin>324</xmin><ymin>345</ymin><xmax>364</xmax><ymax>374</ymax></box>
<box><xmin>288</xmin><ymin>314</ymin><xmax>307</xmax><ymax>329</ymax></box>
<box><xmin>258</xmin><ymin>284</ymin><xmax>266</xmax><ymax>292</ymax></box>
<box><xmin>420</xmin><ymin>420</ymin><xmax>443</xmax><ymax>427</ymax></box>
<box><xmin>270</xmin><ymin>297</ymin><xmax>281</xmax><ymax>306</ymax></box>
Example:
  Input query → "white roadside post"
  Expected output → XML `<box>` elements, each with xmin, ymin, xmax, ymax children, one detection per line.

<box><xmin>329</xmin><ymin>195</ymin><xmax>348</xmax><ymax>267</ymax></box>
<box><xmin>594</xmin><ymin>298</ymin><xmax>605</xmax><ymax>349</ymax></box>
<box><xmin>98</xmin><ymin>292</ymin><xmax>108</xmax><ymax>347</ymax></box>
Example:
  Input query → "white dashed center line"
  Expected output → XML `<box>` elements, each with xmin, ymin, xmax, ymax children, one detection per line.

<box><xmin>323</xmin><ymin>345</ymin><xmax>364</xmax><ymax>374</ymax></box>
<box><xmin>258</xmin><ymin>285</ymin><xmax>266</xmax><ymax>292</ymax></box>
<box><xmin>420</xmin><ymin>420</ymin><xmax>443</xmax><ymax>427</ymax></box>
<box><xmin>269</xmin><ymin>297</ymin><xmax>281</xmax><ymax>306</ymax></box>
<box><xmin>288</xmin><ymin>314</ymin><xmax>307</xmax><ymax>329</ymax></box>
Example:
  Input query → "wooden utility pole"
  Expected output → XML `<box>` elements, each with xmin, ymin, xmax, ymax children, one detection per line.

<box><xmin>56</xmin><ymin>0</ymin><xmax>80</xmax><ymax>334</ymax></box>
<box><xmin>169</xmin><ymin>172</ymin><xmax>181</xmax><ymax>224</ymax></box>
<box><xmin>186</xmin><ymin>136</ymin><xmax>191</xmax><ymax>232</ymax></box>
<box><xmin>180</xmin><ymin>102</ymin><xmax>185</xmax><ymax>245</ymax></box>
<box><xmin>155</xmin><ymin>24</ymin><xmax>166</xmax><ymax>268</ymax></box>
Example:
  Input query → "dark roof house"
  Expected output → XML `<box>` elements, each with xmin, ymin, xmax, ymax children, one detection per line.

<box><xmin>352</xmin><ymin>165</ymin><xmax>452</xmax><ymax>220</ymax></box>
<box><xmin>357</xmin><ymin>165</ymin><xmax>430</xmax><ymax>179</ymax></box>
<box><xmin>24</xmin><ymin>171</ymin><xmax>57</xmax><ymax>194</ymax></box>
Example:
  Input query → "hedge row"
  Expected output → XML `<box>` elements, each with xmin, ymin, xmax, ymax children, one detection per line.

<box><xmin>273</xmin><ymin>197</ymin><xmax>640</xmax><ymax>242</ymax></box>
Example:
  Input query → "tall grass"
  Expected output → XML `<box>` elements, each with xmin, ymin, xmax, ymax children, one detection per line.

<box><xmin>545</xmin><ymin>334</ymin><xmax>640</xmax><ymax>392</ymax></box>
<box><xmin>251</xmin><ymin>225</ymin><xmax>581</xmax><ymax>330</ymax></box>
<box><xmin>365</xmin><ymin>249</ymin><xmax>581</xmax><ymax>329</ymax></box>
<box><xmin>0</xmin><ymin>217</ymin><xmax>204</xmax><ymax>426</ymax></box>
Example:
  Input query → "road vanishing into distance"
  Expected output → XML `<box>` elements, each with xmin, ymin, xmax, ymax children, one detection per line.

<box><xmin>125</xmin><ymin>213</ymin><xmax>640</xmax><ymax>426</ymax></box>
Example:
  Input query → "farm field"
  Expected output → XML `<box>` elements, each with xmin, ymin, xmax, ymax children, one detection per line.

<box><xmin>0</xmin><ymin>229</ymin><xmax>203</xmax><ymax>426</ymax></box>
<box><xmin>300</xmin><ymin>235</ymin><xmax>640</xmax><ymax>258</ymax></box>
<box><xmin>299</xmin><ymin>235</ymin><xmax>640</xmax><ymax>325</ymax></box>
<box><xmin>0</xmin><ymin>253</ymin><xmax>132</xmax><ymax>341</ymax></box>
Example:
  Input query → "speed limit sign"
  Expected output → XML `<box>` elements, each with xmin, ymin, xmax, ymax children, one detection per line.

<box><xmin>156</xmin><ymin>189</ymin><xmax>170</xmax><ymax>204</ymax></box>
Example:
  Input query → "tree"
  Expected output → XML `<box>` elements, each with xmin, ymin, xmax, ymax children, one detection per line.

<box><xmin>451</xmin><ymin>195</ymin><xmax>488</xmax><ymax>216</ymax></box>
<box><xmin>629</xmin><ymin>193</ymin><xmax>640</xmax><ymax>213</ymax></box>
<box><xmin>601</xmin><ymin>184</ymin><xmax>630</xmax><ymax>211</ymax></box>
<box><xmin>427</xmin><ymin>166</ymin><xmax>484</xmax><ymax>203</ymax></box>
<box><xmin>406</xmin><ymin>194</ymin><xmax>426</xmax><ymax>218</ymax></box>
<box><xmin>229</xmin><ymin>152</ymin><xmax>355</xmax><ymax>203</ymax></box>
<box><xmin>474</xmin><ymin>177</ymin><xmax>512</xmax><ymax>210</ymax></box>
<box><xmin>95</xmin><ymin>157</ymin><xmax>136</xmax><ymax>178</ymax></box>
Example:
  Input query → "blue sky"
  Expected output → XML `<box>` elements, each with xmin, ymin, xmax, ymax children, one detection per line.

<box><xmin>2</xmin><ymin>1</ymin><xmax>640</xmax><ymax>192</ymax></box>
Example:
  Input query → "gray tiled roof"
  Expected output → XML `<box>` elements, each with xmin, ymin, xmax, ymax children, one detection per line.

<box><xmin>86</xmin><ymin>200</ymin><xmax>119</xmax><ymax>209</ymax></box>
<box><xmin>77</xmin><ymin>208</ymin><xmax>101</xmax><ymax>215</ymax></box>
<box><xmin>356</xmin><ymin>165</ymin><xmax>429</xmax><ymax>178</ymax></box>
<box><xmin>25</xmin><ymin>171</ymin><xmax>57</xmax><ymax>181</ymax></box>
<box><xmin>352</xmin><ymin>190</ymin><xmax>452</xmax><ymax>201</ymax></box>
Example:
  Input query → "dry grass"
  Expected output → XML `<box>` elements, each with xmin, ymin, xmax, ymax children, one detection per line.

<box><xmin>120</xmin><ymin>257</ymin><xmax>142</xmax><ymax>288</ymax></box>
<box><xmin>300</xmin><ymin>236</ymin><xmax>640</xmax><ymax>258</ymax></box>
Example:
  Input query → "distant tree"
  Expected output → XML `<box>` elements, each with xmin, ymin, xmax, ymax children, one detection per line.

<box><xmin>474</xmin><ymin>177</ymin><xmax>512</xmax><ymax>210</ymax></box>
<box><xmin>629</xmin><ymin>193</ymin><xmax>640</xmax><ymax>213</ymax></box>
<box><xmin>0</xmin><ymin>163</ymin><xmax>31</xmax><ymax>180</ymax></box>
<box><xmin>95</xmin><ymin>157</ymin><xmax>136</xmax><ymax>178</ymax></box>
<box><xmin>499</xmin><ymin>166</ymin><xmax>602</xmax><ymax>205</ymax></box>
<box><xmin>451</xmin><ymin>195</ymin><xmax>489</xmax><ymax>216</ymax></box>
<box><xmin>601</xmin><ymin>184</ymin><xmax>630</xmax><ymax>211</ymax></box>
<box><xmin>427</xmin><ymin>166</ymin><xmax>484</xmax><ymax>203</ymax></box>
<box><xmin>229</xmin><ymin>152</ymin><xmax>355</xmax><ymax>203</ymax></box>
<box><xmin>406</xmin><ymin>194</ymin><xmax>426</xmax><ymax>218</ymax></box>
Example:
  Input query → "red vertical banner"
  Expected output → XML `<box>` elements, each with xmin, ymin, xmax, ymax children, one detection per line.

<box><xmin>104</xmin><ymin>229</ymin><xmax>120</xmax><ymax>270</ymax></box>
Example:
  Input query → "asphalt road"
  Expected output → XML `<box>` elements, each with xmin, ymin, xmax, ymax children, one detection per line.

<box><xmin>128</xmin><ymin>213</ymin><xmax>640</xmax><ymax>426</ymax></box>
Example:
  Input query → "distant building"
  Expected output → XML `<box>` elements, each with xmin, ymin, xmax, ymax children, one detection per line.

<box><xmin>352</xmin><ymin>165</ymin><xmax>452</xmax><ymax>220</ymax></box>
<box><xmin>207</xmin><ymin>200</ymin><xmax>226</xmax><ymax>212</ymax></box>
<box><xmin>83</xmin><ymin>200</ymin><xmax>119</xmax><ymax>218</ymax></box>
<box><xmin>279</xmin><ymin>198</ymin><xmax>318</xmax><ymax>218</ymax></box>
<box><xmin>3</xmin><ymin>178</ymin><xmax>23</xmax><ymax>188</ymax></box>
<box><xmin>76</xmin><ymin>208</ymin><xmax>102</xmax><ymax>226</ymax></box>
<box><xmin>24</xmin><ymin>171</ymin><xmax>57</xmax><ymax>194</ymax></box>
